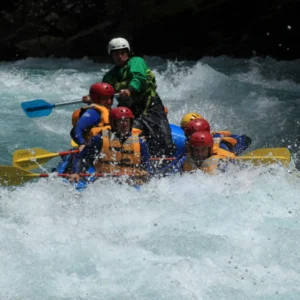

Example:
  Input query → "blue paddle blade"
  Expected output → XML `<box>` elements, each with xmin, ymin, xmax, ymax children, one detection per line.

<box><xmin>21</xmin><ymin>99</ymin><xmax>55</xmax><ymax>118</ymax></box>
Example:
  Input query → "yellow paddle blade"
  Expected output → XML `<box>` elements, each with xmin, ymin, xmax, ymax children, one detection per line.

<box><xmin>236</xmin><ymin>147</ymin><xmax>291</xmax><ymax>167</ymax></box>
<box><xmin>0</xmin><ymin>166</ymin><xmax>41</xmax><ymax>186</ymax></box>
<box><xmin>13</xmin><ymin>148</ymin><xmax>58</xmax><ymax>170</ymax></box>
<box><xmin>71</xmin><ymin>139</ymin><xmax>79</xmax><ymax>148</ymax></box>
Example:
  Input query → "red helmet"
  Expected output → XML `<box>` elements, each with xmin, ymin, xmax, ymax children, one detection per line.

<box><xmin>89</xmin><ymin>82</ymin><xmax>115</xmax><ymax>101</ymax></box>
<box><xmin>110</xmin><ymin>107</ymin><xmax>134</xmax><ymax>136</ymax></box>
<box><xmin>189</xmin><ymin>131</ymin><xmax>213</xmax><ymax>148</ymax></box>
<box><xmin>110</xmin><ymin>106</ymin><xmax>134</xmax><ymax>121</ymax></box>
<box><xmin>184</xmin><ymin>118</ymin><xmax>211</xmax><ymax>137</ymax></box>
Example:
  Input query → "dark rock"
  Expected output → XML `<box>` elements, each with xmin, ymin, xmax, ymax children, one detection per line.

<box><xmin>0</xmin><ymin>0</ymin><xmax>299</xmax><ymax>61</ymax></box>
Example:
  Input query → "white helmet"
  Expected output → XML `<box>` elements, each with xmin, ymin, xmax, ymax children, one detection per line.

<box><xmin>108</xmin><ymin>37</ymin><xmax>130</xmax><ymax>54</ymax></box>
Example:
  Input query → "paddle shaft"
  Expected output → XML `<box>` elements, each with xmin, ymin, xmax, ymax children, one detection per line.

<box><xmin>45</xmin><ymin>93</ymin><xmax>119</xmax><ymax>109</ymax></box>
<box><xmin>149</xmin><ymin>157</ymin><xmax>176</xmax><ymax>161</ymax></box>
<box><xmin>0</xmin><ymin>165</ymin><xmax>150</xmax><ymax>186</ymax></box>
<box><xmin>39</xmin><ymin>173</ymin><xmax>144</xmax><ymax>178</ymax></box>
<box><xmin>53</xmin><ymin>150</ymin><xmax>174</xmax><ymax>161</ymax></box>
<box><xmin>57</xmin><ymin>150</ymin><xmax>79</xmax><ymax>156</ymax></box>
<box><xmin>22</xmin><ymin>94</ymin><xmax>120</xmax><ymax>116</ymax></box>
<box><xmin>13</xmin><ymin>148</ymin><xmax>81</xmax><ymax>171</ymax></box>
<box><xmin>25</xmin><ymin>100</ymin><xmax>82</xmax><ymax>112</ymax></box>
<box><xmin>54</xmin><ymin>100</ymin><xmax>83</xmax><ymax>108</ymax></box>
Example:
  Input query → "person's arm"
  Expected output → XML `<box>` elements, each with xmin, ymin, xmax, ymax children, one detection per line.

<box><xmin>69</xmin><ymin>135</ymin><xmax>103</xmax><ymax>181</ymax></box>
<box><xmin>231</xmin><ymin>134</ymin><xmax>252</xmax><ymax>155</ymax></box>
<box><xmin>118</xmin><ymin>57</ymin><xmax>149</xmax><ymax>103</ymax></box>
<box><xmin>70</xmin><ymin>109</ymin><xmax>101</xmax><ymax>146</ymax></box>
<box><xmin>127</xmin><ymin>57</ymin><xmax>148</xmax><ymax>92</ymax></box>
<box><xmin>155</xmin><ymin>156</ymin><xmax>186</xmax><ymax>176</ymax></box>
<box><xmin>69</xmin><ymin>145</ymin><xmax>91</xmax><ymax>181</ymax></box>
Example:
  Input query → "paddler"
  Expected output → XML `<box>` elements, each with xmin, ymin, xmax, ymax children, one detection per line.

<box><xmin>181</xmin><ymin>131</ymin><xmax>236</xmax><ymax>174</ymax></box>
<box><xmin>156</xmin><ymin>118</ymin><xmax>251</xmax><ymax>176</ymax></box>
<box><xmin>161</xmin><ymin>131</ymin><xmax>236</xmax><ymax>175</ymax></box>
<box><xmin>81</xmin><ymin>37</ymin><xmax>176</xmax><ymax>158</ymax></box>
<box><xmin>68</xmin><ymin>107</ymin><xmax>153</xmax><ymax>183</ymax></box>
<box><xmin>71</xmin><ymin>82</ymin><xmax>115</xmax><ymax>148</ymax></box>
<box><xmin>180</xmin><ymin>112</ymin><xmax>252</xmax><ymax>156</ymax></box>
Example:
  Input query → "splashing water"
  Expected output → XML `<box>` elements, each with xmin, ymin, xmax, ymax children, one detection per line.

<box><xmin>1</xmin><ymin>56</ymin><xmax>300</xmax><ymax>299</ymax></box>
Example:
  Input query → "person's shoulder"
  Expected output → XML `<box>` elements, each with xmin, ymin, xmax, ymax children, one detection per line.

<box><xmin>103</xmin><ymin>65</ymin><xmax>118</xmax><ymax>77</ymax></box>
<box><xmin>131</xmin><ymin>56</ymin><xmax>145</xmax><ymax>61</ymax></box>
<box><xmin>129</xmin><ymin>56</ymin><xmax>146</xmax><ymax>64</ymax></box>
<box><xmin>82</xmin><ymin>107</ymin><xmax>101</xmax><ymax>117</ymax></box>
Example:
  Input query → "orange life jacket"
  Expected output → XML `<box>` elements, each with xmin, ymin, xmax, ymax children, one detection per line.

<box><xmin>212</xmin><ymin>131</ymin><xmax>238</xmax><ymax>151</ymax></box>
<box><xmin>183</xmin><ymin>144</ymin><xmax>236</xmax><ymax>174</ymax></box>
<box><xmin>72</xmin><ymin>104</ymin><xmax>110</xmax><ymax>127</ymax></box>
<box><xmin>72</xmin><ymin>104</ymin><xmax>111</xmax><ymax>141</ymax></box>
<box><xmin>94</xmin><ymin>130</ymin><xmax>149</xmax><ymax>176</ymax></box>
<box><xmin>71</xmin><ymin>105</ymin><xmax>143</xmax><ymax>145</ymax></box>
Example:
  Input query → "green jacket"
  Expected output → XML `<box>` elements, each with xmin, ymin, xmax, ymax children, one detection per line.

<box><xmin>102</xmin><ymin>57</ymin><xmax>158</xmax><ymax>114</ymax></box>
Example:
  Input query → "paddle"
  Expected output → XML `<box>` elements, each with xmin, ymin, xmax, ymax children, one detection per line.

<box><xmin>0</xmin><ymin>166</ymin><xmax>148</xmax><ymax>187</ymax></box>
<box><xmin>13</xmin><ymin>148</ymin><xmax>80</xmax><ymax>170</ymax></box>
<box><xmin>151</xmin><ymin>148</ymin><xmax>290</xmax><ymax>166</ymax></box>
<box><xmin>12</xmin><ymin>146</ymin><xmax>291</xmax><ymax>173</ymax></box>
<box><xmin>21</xmin><ymin>94</ymin><xmax>120</xmax><ymax>118</ymax></box>
<box><xmin>235</xmin><ymin>147</ymin><xmax>291</xmax><ymax>167</ymax></box>
<box><xmin>4</xmin><ymin>148</ymin><xmax>291</xmax><ymax>186</ymax></box>
<box><xmin>21</xmin><ymin>99</ymin><xmax>83</xmax><ymax>118</ymax></box>
<box><xmin>13</xmin><ymin>147</ymin><xmax>177</xmax><ymax>170</ymax></box>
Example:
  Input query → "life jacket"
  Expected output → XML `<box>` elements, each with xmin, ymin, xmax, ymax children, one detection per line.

<box><xmin>183</xmin><ymin>143</ymin><xmax>236</xmax><ymax>174</ymax></box>
<box><xmin>72</xmin><ymin>104</ymin><xmax>111</xmax><ymax>138</ymax></box>
<box><xmin>182</xmin><ymin>156</ymin><xmax>199</xmax><ymax>172</ymax></box>
<box><xmin>70</xmin><ymin>125</ymin><xmax>143</xmax><ymax>149</ymax></box>
<box><xmin>72</xmin><ymin>104</ymin><xmax>110</xmax><ymax>128</ymax></box>
<box><xmin>71</xmin><ymin>105</ymin><xmax>143</xmax><ymax>147</ymax></box>
<box><xmin>108</xmin><ymin>58</ymin><xmax>158</xmax><ymax>114</ymax></box>
<box><xmin>94</xmin><ymin>130</ymin><xmax>149</xmax><ymax>176</ymax></box>
<box><xmin>212</xmin><ymin>131</ymin><xmax>238</xmax><ymax>151</ymax></box>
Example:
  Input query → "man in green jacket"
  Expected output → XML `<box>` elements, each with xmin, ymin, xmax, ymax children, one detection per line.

<box><xmin>102</xmin><ymin>37</ymin><xmax>176</xmax><ymax>158</ymax></box>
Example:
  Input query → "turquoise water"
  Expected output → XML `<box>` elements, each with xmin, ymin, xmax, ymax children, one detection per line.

<box><xmin>1</xmin><ymin>56</ymin><xmax>300</xmax><ymax>299</ymax></box>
